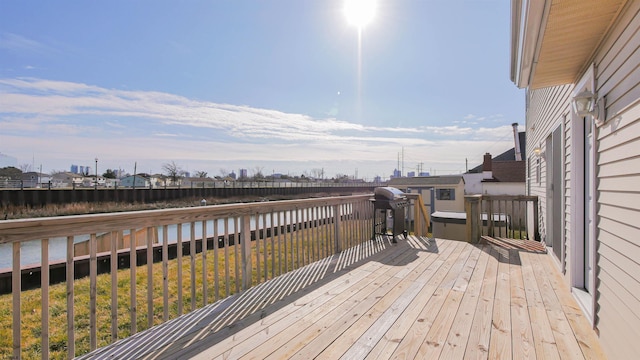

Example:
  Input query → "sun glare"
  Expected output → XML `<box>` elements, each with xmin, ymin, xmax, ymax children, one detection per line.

<box><xmin>344</xmin><ymin>0</ymin><xmax>377</xmax><ymax>29</ymax></box>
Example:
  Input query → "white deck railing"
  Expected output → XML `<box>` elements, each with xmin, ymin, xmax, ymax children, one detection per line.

<box><xmin>0</xmin><ymin>194</ymin><xmax>381</xmax><ymax>359</ymax></box>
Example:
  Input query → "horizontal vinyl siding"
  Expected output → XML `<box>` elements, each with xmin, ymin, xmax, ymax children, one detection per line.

<box><xmin>593</xmin><ymin>1</ymin><xmax>640</xmax><ymax>358</ymax></box>
<box><xmin>527</xmin><ymin>85</ymin><xmax>572</xmax><ymax>275</ymax></box>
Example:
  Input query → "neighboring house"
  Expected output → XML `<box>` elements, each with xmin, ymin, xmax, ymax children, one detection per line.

<box><xmin>182</xmin><ymin>177</ymin><xmax>217</xmax><ymax>188</ymax></box>
<box><xmin>21</xmin><ymin>172</ymin><xmax>51</xmax><ymax>188</ymax></box>
<box><xmin>149</xmin><ymin>174</ymin><xmax>167</xmax><ymax>188</ymax></box>
<box><xmin>51</xmin><ymin>172</ymin><xmax>84</xmax><ymax>188</ymax></box>
<box><xmin>81</xmin><ymin>176</ymin><xmax>106</xmax><ymax>188</ymax></box>
<box><xmin>464</xmin><ymin>124</ymin><xmax>526</xmax><ymax>195</ymax></box>
<box><xmin>387</xmin><ymin>175</ymin><xmax>465</xmax><ymax>213</ymax></box>
<box><xmin>119</xmin><ymin>175</ymin><xmax>150</xmax><ymax>188</ymax></box>
<box><xmin>465</xmin><ymin>153</ymin><xmax>526</xmax><ymax>196</ymax></box>
<box><xmin>511</xmin><ymin>1</ymin><xmax>639</xmax><ymax>358</ymax></box>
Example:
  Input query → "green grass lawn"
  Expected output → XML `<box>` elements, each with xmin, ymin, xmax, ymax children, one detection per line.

<box><xmin>0</xmin><ymin>222</ymin><xmax>363</xmax><ymax>359</ymax></box>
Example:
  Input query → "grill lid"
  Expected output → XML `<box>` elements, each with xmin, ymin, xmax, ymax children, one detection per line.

<box><xmin>374</xmin><ymin>186</ymin><xmax>405</xmax><ymax>200</ymax></box>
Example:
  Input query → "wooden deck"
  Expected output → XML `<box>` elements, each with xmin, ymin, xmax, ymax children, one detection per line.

<box><xmin>82</xmin><ymin>236</ymin><xmax>605</xmax><ymax>359</ymax></box>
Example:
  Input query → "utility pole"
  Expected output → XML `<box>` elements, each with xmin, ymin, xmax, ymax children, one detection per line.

<box><xmin>402</xmin><ymin>147</ymin><xmax>405</xmax><ymax>177</ymax></box>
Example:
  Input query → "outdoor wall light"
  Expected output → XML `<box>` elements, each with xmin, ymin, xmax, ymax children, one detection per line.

<box><xmin>572</xmin><ymin>89</ymin><xmax>605</xmax><ymax>127</ymax></box>
<box><xmin>572</xmin><ymin>90</ymin><xmax>596</xmax><ymax>116</ymax></box>
<box><xmin>533</xmin><ymin>147</ymin><xmax>543</xmax><ymax>157</ymax></box>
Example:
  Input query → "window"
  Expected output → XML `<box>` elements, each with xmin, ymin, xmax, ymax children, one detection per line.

<box><xmin>436</xmin><ymin>188</ymin><xmax>455</xmax><ymax>200</ymax></box>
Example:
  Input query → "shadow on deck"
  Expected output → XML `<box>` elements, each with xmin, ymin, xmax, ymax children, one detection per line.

<box><xmin>81</xmin><ymin>236</ymin><xmax>605</xmax><ymax>359</ymax></box>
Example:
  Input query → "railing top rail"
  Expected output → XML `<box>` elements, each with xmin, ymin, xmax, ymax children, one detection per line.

<box><xmin>0</xmin><ymin>194</ymin><xmax>372</xmax><ymax>244</ymax></box>
<box><xmin>479</xmin><ymin>195</ymin><xmax>538</xmax><ymax>201</ymax></box>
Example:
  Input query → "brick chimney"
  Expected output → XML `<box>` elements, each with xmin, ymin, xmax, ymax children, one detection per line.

<box><xmin>483</xmin><ymin>153</ymin><xmax>493</xmax><ymax>179</ymax></box>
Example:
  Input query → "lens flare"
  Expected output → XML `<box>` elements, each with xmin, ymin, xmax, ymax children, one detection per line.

<box><xmin>344</xmin><ymin>0</ymin><xmax>377</xmax><ymax>29</ymax></box>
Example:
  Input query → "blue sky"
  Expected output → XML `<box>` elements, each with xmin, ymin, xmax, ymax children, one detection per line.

<box><xmin>0</xmin><ymin>0</ymin><xmax>523</xmax><ymax>180</ymax></box>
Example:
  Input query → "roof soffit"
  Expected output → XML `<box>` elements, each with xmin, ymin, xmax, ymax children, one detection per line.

<box><xmin>513</xmin><ymin>0</ymin><xmax>627</xmax><ymax>89</ymax></box>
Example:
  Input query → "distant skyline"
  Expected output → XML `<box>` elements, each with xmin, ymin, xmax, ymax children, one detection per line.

<box><xmin>0</xmin><ymin>0</ymin><xmax>524</xmax><ymax>180</ymax></box>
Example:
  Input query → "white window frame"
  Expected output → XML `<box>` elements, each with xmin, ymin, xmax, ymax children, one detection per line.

<box><xmin>569</xmin><ymin>64</ymin><xmax>597</xmax><ymax>326</ymax></box>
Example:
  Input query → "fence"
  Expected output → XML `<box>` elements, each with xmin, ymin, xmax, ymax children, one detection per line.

<box><xmin>0</xmin><ymin>183</ymin><xmax>381</xmax><ymax>208</ymax></box>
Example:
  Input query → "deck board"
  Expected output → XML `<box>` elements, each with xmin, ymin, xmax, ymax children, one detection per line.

<box><xmin>83</xmin><ymin>237</ymin><xmax>605</xmax><ymax>360</ymax></box>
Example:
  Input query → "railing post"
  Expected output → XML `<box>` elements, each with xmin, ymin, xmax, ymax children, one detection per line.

<box><xmin>465</xmin><ymin>195</ymin><xmax>482</xmax><ymax>243</ymax></box>
<box><xmin>333</xmin><ymin>204</ymin><xmax>342</xmax><ymax>253</ymax></box>
<box><xmin>241</xmin><ymin>214</ymin><xmax>253</xmax><ymax>290</ymax></box>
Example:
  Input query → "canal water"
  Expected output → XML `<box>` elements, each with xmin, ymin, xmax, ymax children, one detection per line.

<box><xmin>0</xmin><ymin>208</ymin><xmax>340</xmax><ymax>270</ymax></box>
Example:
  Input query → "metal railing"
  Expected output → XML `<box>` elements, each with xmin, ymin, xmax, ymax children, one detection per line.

<box><xmin>0</xmin><ymin>194</ymin><xmax>379</xmax><ymax>359</ymax></box>
<box><xmin>465</xmin><ymin>195</ymin><xmax>540</xmax><ymax>243</ymax></box>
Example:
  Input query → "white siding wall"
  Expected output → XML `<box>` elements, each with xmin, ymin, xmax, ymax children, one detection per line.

<box><xmin>526</xmin><ymin>84</ymin><xmax>573</xmax><ymax>275</ymax></box>
<box><xmin>591</xmin><ymin>2</ymin><xmax>640</xmax><ymax>358</ymax></box>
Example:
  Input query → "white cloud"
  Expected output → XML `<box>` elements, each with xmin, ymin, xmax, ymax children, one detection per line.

<box><xmin>0</xmin><ymin>78</ymin><xmax>519</xmax><ymax>178</ymax></box>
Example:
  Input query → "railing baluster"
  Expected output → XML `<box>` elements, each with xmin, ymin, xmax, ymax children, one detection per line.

<box><xmin>234</xmin><ymin>216</ymin><xmax>240</xmax><ymax>294</ymax></box>
<box><xmin>262</xmin><ymin>212</ymin><xmax>268</xmax><ymax>282</ymax></box>
<box><xmin>67</xmin><ymin>235</ymin><xmax>76</xmax><ymax>358</ymax></box>
<box><xmin>12</xmin><ymin>241</ymin><xmax>20</xmax><ymax>359</ymax></box>
<box><xmin>224</xmin><ymin>218</ymin><xmax>230</xmax><ymax>297</ymax></box>
<box><xmin>241</xmin><ymin>214</ymin><xmax>252</xmax><ymax>290</ymax></box>
<box><xmin>90</xmin><ymin>233</ymin><xmax>97</xmax><ymax>350</ymax></box>
<box><xmin>314</xmin><ymin>206</ymin><xmax>318</xmax><ymax>261</ymax></box>
<box><xmin>214</xmin><ymin>219</ymin><xmax>220</xmax><ymax>301</ymax></box>
<box><xmin>292</xmin><ymin>209</ymin><xmax>296</xmax><ymax>272</ymax></box>
<box><xmin>42</xmin><ymin>238</ymin><xmax>50</xmax><ymax>359</ymax></box>
<box><xmin>270</xmin><ymin>212</ymin><xmax>276</xmax><ymax>279</ymax></box>
<box><xmin>129</xmin><ymin>229</ymin><xmax>137</xmax><ymax>334</ymax></box>
<box><xmin>202</xmin><ymin>220</ymin><xmax>208</xmax><ymax>305</ymax></box>
<box><xmin>162</xmin><ymin>225</ymin><xmax>169</xmax><ymax>321</ymax></box>
<box><xmin>110</xmin><ymin>232</ymin><xmax>118</xmax><ymax>342</ymax></box>
<box><xmin>256</xmin><ymin>213</ymin><xmax>261</xmax><ymax>285</ymax></box>
<box><xmin>334</xmin><ymin>204</ymin><xmax>341</xmax><ymax>253</ymax></box>
<box><xmin>190</xmin><ymin>222</ymin><xmax>196</xmax><ymax>311</ymax></box>
<box><xmin>284</xmin><ymin>211</ymin><xmax>290</xmax><ymax>273</ymax></box>
<box><xmin>147</xmin><ymin>227</ymin><xmax>154</xmax><ymax>327</ymax></box>
<box><xmin>177</xmin><ymin>224</ymin><xmax>183</xmax><ymax>316</ymax></box>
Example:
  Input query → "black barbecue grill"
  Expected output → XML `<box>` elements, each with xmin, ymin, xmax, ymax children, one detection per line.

<box><xmin>371</xmin><ymin>187</ymin><xmax>408</xmax><ymax>242</ymax></box>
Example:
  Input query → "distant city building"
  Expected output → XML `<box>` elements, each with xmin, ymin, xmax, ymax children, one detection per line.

<box><xmin>391</xmin><ymin>169</ymin><xmax>401</xmax><ymax>178</ymax></box>
<box><xmin>229</xmin><ymin>171</ymin><xmax>237</xmax><ymax>180</ymax></box>
<box><xmin>419</xmin><ymin>172</ymin><xmax>430</xmax><ymax>177</ymax></box>
<box><xmin>239</xmin><ymin>169</ymin><xmax>248</xmax><ymax>178</ymax></box>
<box><xmin>373</xmin><ymin>176</ymin><xmax>382</xmax><ymax>183</ymax></box>
<box><xmin>70</xmin><ymin>164</ymin><xmax>79</xmax><ymax>174</ymax></box>
<box><xmin>407</xmin><ymin>171</ymin><xmax>416</xmax><ymax>177</ymax></box>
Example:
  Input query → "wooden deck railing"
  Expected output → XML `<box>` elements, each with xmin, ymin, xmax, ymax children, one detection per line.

<box><xmin>0</xmin><ymin>194</ymin><xmax>382</xmax><ymax>359</ymax></box>
<box><xmin>465</xmin><ymin>195</ymin><xmax>540</xmax><ymax>243</ymax></box>
<box><xmin>404</xmin><ymin>193</ymin><xmax>430</xmax><ymax>236</ymax></box>
<box><xmin>0</xmin><ymin>195</ymin><xmax>429</xmax><ymax>359</ymax></box>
